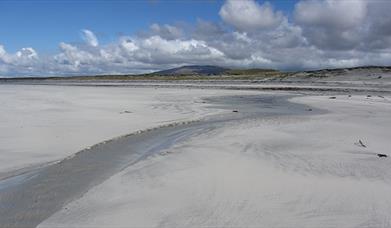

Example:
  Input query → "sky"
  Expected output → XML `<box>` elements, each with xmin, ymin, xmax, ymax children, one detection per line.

<box><xmin>0</xmin><ymin>0</ymin><xmax>390</xmax><ymax>76</ymax></box>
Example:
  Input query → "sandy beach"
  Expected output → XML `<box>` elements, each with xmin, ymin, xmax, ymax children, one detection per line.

<box><xmin>0</xmin><ymin>82</ymin><xmax>390</xmax><ymax>228</ymax></box>
<box><xmin>40</xmin><ymin>92</ymin><xmax>391</xmax><ymax>228</ymax></box>
<box><xmin>0</xmin><ymin>84</ymin><xmax>258</xmax><ymax>176</ymax></box>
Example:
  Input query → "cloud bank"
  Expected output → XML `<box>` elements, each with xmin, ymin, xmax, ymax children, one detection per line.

<box><xmin>1</xmin><ymin>0</ymin><xmax>391</xmax><ymax>77</ymax></box>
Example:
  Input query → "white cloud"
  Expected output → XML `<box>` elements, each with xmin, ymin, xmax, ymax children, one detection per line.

<box><xmin>219</xmin><ymin>0</ymin><xmax>283</xmax><ymax>31</ymax></box>
<box><xmin>119</xmin><ymin>37</ymin><xmax>139</xmax><ymax>53</ymax></box>
<box><xmin>0</xmin><ymin>45</ymin><xmax>38</xmax><ymax>65</ymax></box>
<box><xmin>0</xmin><ymin>47</ymin><xmax>41</xmax><ymax>76</ymax></box>
<box><xmin>2</xmin><ymin>0</ymin><xmax>391</xmax><ymax>76</ymax></box>
<box><xmin>27</xmin><ymin>35</ymin><xmax>227</xmax><ymax>75</ymax></box>
<box><xmin>81</xmin><ymin>29</ymin><xmax>99</xmax><ymax>47</ymax></box>
<box><xmin>16</xmin><ymin>47</ymin><xmax>38</xmax><ymax>59</ymax></box>
<box><xmin>53</xmin><ymin>42</ymin><xmax>101</xmax><ymax>72</ymax></box>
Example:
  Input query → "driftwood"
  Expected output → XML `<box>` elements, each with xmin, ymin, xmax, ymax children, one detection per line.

<box><xmin>329</xmin><ymin>96</ymin><xmax>336</xmax><ymax>99</ymax></box>
<box><xmin>377</xmin><ymin>154</ymin><xmax>388</xmax><ymax>158</ymax></box>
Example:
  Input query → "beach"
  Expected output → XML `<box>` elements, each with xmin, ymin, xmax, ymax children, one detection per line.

<box><xmin>0</xmin><ymin>83</ymin><xmax>390</xmax><ymax>227</ymax></box>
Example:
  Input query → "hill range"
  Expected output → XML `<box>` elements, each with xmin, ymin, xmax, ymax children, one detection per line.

<box><xmin>1</xmin><ymin>65</ymin><xmax>391</xmax><ymax>82</ymax></box>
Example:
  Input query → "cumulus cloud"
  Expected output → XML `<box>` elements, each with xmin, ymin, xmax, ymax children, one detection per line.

<box><xmin>293</xmin><ymin>0</ymin><xmax>391</xmax><ymax>53</ymax></box>
<box><xmin>294</xmin><ymin>0</ymin><xmax>367</xmax><ymax>30</ymax></box>
<box><xmin>16</xmin><ymin>48</ymin><xmax>38</xmax><ymax>60</ymax></box>
<box><xmin>294</xmin><ymin>0</ymin><xmax>368</xmax><ymax>50</ymax></box>
<box><xmin>0</xmin><ymin>46</ymin><xmax>37</xmax><ymax>64</ymax></box>
<box><xmin>81</xmin><ymin>29</ymin><xmax>99</xmax><ymax>47</ymax></box>
<box><xmin>0</xmin><ymin>45</ymin><xmax>40</xmax><ymax>76</ymax></box>
<box><xmin>1</xmin><ymin>0</ymin><xmax>391</xmax><ymax>76</ymax></box>
<box><xmin>219</xmin><ymin>0</ymin><xmax>283</xmax><ymax>31</ymax></box>
<box><xmin>54</xmin><ymin>42</ymin><xmax>97</xmax><ymax>71</ymax></box>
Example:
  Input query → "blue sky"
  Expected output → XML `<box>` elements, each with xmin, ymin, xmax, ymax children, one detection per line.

<box><xmin>0</xmin><ymin>0</ymin><xmax>390</xmax><ymax>76</ymax></box>
<box><xmin>0</xmin><ymin>0</ymin><xmax>297</xmax><ymax>53</ymax></box>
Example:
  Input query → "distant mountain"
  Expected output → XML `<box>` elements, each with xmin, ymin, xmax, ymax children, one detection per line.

<box><xmin>152</xmin><ymin>65</ymin><xmax>229</xmax><ymax>76</ymax></box>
